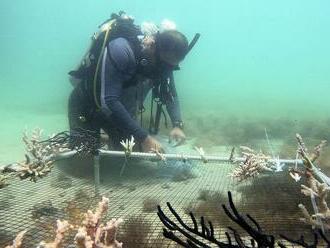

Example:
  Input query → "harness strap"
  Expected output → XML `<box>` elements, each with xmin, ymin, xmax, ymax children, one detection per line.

<box><xmin>93</xmin><ymin>20</ymin><xmax>115</xmax><ymax>109</ymax></box>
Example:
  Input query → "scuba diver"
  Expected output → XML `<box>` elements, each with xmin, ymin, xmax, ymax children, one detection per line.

<box><xmin>68</xmin><ymin>11</ymin><xmax>199</xmax><ymax>152</ymax></box>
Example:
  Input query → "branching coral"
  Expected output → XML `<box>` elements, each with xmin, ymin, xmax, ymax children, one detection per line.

<box><xmin>0</xmin><ymin>174</ymin><xmax>9</xmax><ymax>189</ymax></box>
<box><xmin>17</xmin><ymin>157</ymin><xmax>53</xmax><ymax>182</ymax></box>
<box><xmin>291</xmin><ymin>134</ymin><xmax>330</xmax><ymax>230</ymax></box>
<box><xmin>299</xmin><ymin>171</ymin><xmax>330</xmax><ymax>229</ymax></box>
<box><xmin>74</xmin><ymin>227</ymin><xmax>94</xmax><ymax>248</ymax></box>
<box><xmin>120</xmin><ymin>136</ymin><xmax>135</xmax><ymax>155</ymax></box>
<box><xmin>37</xmin><ymin>220</ymin><xmax>71</xmax><ymax>248</ymax></box>
<box><xmin>1</xmin><ymin>127</ymin><xmax>105</xmax><ymax>188</ymax></box>
<box><xmin>5</xmin><ymin>220</ymin><xmax>70</xmax><ymax>248</ymax></box>
<box><xmin>0</xmin><ymin>128</ymin><xmax>58</xmax><ymax>187</ymax></box>
<box><xmin>229</xmin><ymin>134</ymin><xmax>327</xmax><ymax>183</ymax></box>
<box><xmin>119</xmin><ymin>136</ymin><xmax>136</xmax><ymax>176</ymax></box>
<box><xmin>74</xmin><ymin>196</ymin><xmax>123</xmax><ymax>248</ymax></box>
<box><xmin>230</xmin><ymin>146</ymin><xmax>272</xmax><ymax>182</ymax></box>
<box><xmin>17</xmin><ymin>128</ymin><xmax>58</xmax><ymax>182</ymax></box>
<box><xmin>75</xmin><ymin>219</ymin><xmax>123</xmax><ymax>248</ymax></box>
<box><xmin>7</xmin><ymin>197</ymin><xmax>123</xmax><ymax>248</ymax></box>
<box><xmin>296</xmin><ymin>133</ymin><xmax>327</xmax><ymax>169</ymax></box>
<box><xmin>5</xmin><ymin>230</ymin><xmax>26</xmax><ymax>248</ymax></box>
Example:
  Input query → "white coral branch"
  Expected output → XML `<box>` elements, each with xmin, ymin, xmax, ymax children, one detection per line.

<box><xmin>7</xmin><ymin>197</ymin><xmax>122</xmax><ymax>248</ymax></box>
<box><xmin>230</xmin><ymin>146</ymin><xmax>271</xmax><ymax>182</ymax></box>
<box><xmin>74</xmin><ymin>227</ymin><xmax>93</xmax><ymax>248</ymax></box>
<box><xmin>310</xmin><ymin>140</ymin><xmax>327</xmax><ymax>162</ymax></box>
<box><xmin>95</xmin><ymin>218</ymin><xmax>123</xmax><ymax>248</ymax></box>
<box><xmin>299</xmin><ymin>164</ymin><xmax>330</xmax><ymax>229</ymax></box>
<box><xmin>120</xmin><ymin>136</ymin><xmax>135</xmax><ymax>155</ymax></box>
<box><xmin>17</xmin><ymin>128</ymin><xmax>59</xmax><ymax>182</ymax></box>
<box><xmin>298</xmin><ymin>204</ymin><xmax>322</xmax><ymax>229</ymax></box>
<box><xmin>5</xmin><ymin>230</ymin><xmax>26</xmax><ymax>248</ymax></box>
<box><xmin>195</xmin><ymin>146</ymin><xmax>207</xmax><ymax>163</ymax></box>
<box><xmin>76</xmin><ymin>196</ymin><xmax>123</xmax><ymax>248</ymax></box>
<box><xmin>38</xmin><ymin>220</ymin><xmax>70</xmax><ymax>248</ymax></box>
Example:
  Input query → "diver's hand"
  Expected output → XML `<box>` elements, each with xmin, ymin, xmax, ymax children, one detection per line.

<box><xmin>141</xmin><ymin>135</ymin><xmax>164</xmax><ymax>153</ymax></box>
<box><xmin>169</xmin><ymin>127</ymin><xmax>186</xmax><ymax>146</ymax></box>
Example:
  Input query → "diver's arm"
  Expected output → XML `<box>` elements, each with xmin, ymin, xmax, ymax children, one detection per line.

<box><xmin>100</xmin><ymin>38</ymin><xmax>148</xmax><ymax>142</ymax></box>
<box><xmin>164</xmin><ymin>72</ymin><xmax>183</xmax><ymax>128</ymax></box>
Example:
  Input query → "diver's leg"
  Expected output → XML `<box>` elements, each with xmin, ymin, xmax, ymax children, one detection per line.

<box><xmin>68</xmin><ymin>86</ymin><xmax>101</xmax><ymax>145</ymax></box>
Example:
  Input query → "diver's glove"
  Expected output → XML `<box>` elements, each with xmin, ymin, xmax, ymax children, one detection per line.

<box><xmin>141</xmin><ymin>135</ymin><xmax>164</xmax><ymax>153</ymax></box>
<box><xmin>169</xmin><ymin>127</ymin><xmax>186</xmax><ymax>147</ymax></box>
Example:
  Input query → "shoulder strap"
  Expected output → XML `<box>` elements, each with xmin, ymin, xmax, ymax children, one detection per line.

<box><xmin>93</xmin><ymin>20</ymin><xmax>115</xmax><ymax>109</ymax></box>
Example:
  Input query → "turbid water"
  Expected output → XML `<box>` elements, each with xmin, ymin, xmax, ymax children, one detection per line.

<box><xmin>1</xmin><ymin>1</ymin><xmax>330</xmax><ymax>247</ymax></box>
<box><xmin>1</xmin><ymin>0</ymin><xmax>329</xmax><ymax>132</ymax></box>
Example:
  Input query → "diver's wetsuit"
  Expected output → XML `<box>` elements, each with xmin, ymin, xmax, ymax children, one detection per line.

<box><xmin>68</xmin><ymin>37</ymin><xmax>182</xmax><ymax>148</ymax></box>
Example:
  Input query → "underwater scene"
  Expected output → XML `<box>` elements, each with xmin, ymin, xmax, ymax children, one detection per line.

<box><xmin>1</xmin><ymin>0</ymin><xmax>330</xmax><ymax>247</ymax></box>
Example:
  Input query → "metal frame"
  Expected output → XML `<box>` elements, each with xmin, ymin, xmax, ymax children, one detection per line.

<box><xmin>56</xmin><ymin>149</ymin><xmax>304</xmax><ymax>194</ymax></box>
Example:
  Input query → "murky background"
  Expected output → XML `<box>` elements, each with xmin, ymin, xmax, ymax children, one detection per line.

<box><xmin>1</xmin><ymin>1</ymin><xmax>330</xmax><ymax>162</ymax></box>
<box><xmin>1</xmin><ymin>1</ymin><xmax>330</xmax><ymax>247</ymax></box>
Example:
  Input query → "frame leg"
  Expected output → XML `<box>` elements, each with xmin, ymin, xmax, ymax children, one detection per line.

<box><xmin>93</xmin><ymin>154</ymin><xmax>100</xmax><ymax>195</ymax></box>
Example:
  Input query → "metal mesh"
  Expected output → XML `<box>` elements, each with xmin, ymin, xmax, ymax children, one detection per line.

<box><xmin>0</xmin><ymin>155</ymin><xmax>324</xmax><ymax>247</ymax></box>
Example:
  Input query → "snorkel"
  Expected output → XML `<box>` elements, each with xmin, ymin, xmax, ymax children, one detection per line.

<box><xmin>187</xmin><ymin>33</ymin><xmax>201</xmax><ymax>55</ymax></box>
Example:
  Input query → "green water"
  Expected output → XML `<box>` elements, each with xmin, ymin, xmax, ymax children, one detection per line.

<box><xmin>1</xmin><ymin>0</ymin><xmax>330</xmax><ymax>161</ymax></box>
<box><xmin>1</xmin><ymin>2</ymin><xmax>330</xmax><ymax>246</ymax></box>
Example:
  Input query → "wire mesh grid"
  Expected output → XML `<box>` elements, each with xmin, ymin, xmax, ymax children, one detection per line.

<box><xmin>0</xmin><ymin>155</ymin><xmax>325</xmax><ymax>247</ymax></box>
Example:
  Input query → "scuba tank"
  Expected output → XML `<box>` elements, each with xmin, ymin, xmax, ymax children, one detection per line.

<box><xmin>68</xmin><ymin>11</ymin><xmax>143</xmax><ymax>109</ymax></box>
<box><xmin>68</xmin><ymin>11</ymin><xmax>141</xmax><ymax>86</ymax></box>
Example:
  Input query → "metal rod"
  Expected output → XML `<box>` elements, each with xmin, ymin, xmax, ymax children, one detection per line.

<box><xmin>51</xmin><ymin>149</ymin><xmax>305</xmax><ymax>195</ymax></box>
<box><xmin>55</xmin><ymin>149</ymin><xmax>304</xmax><ymax>165</ymax></box>
<box><xmin>93</xmin><ymin>154</ymin><xmax>101</xmax><ymax>195</ymax></box>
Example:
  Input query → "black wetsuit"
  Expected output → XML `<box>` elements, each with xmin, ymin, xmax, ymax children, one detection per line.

<box><xmin>68</xmin><ymin>37</ymin><xmax>182</xmax><ymax>148</ymax></box>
